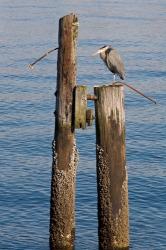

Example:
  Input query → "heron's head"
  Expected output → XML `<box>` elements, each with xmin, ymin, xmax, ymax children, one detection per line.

<box><xmin>93</xmin><ymin>45</ymin><xmax>111</xmax><ymax>56</ymax></box>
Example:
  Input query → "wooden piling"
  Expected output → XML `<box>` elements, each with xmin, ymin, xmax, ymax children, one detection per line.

<box><xmin>94</xmin><ymin>84</ymin><xmax>129</xmax><ymax>250</ymax></box>
<box><xmin>50</xmin><ymin>13</ymin><xmax>79</xmax><ymax>249</ymax></box>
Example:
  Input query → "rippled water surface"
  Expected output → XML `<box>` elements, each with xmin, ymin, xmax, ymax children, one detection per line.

<box><xmin>0</xmin><ymin>0</ymin><xmax>166</xmax><ymax>249</ymax></box>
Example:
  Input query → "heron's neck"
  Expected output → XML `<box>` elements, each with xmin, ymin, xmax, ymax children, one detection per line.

<box><xmin>100</xmin><ymin>48</ymin><xmax>111</xmax><ymax>62</ymax></box>
<box><xmin>100</xmin><ymin>51</ymin><xmax>106</xmax><ymax>61</ymax></box>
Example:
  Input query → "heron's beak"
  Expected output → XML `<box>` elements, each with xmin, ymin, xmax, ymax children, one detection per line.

<box><xmin>92</xmin><ymin>50</ymin><xmax>101</xmax><ymax>56</ymax></box>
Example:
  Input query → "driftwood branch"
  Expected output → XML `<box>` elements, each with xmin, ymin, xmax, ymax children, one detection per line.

<box><xmin>115</xmin><ymin>82</ymin><xmax>157</xmax><ymax>104</ymax></box>
<box><xmin>123</xmin><ymin>82</ymin><xmax>157</xmax><ymax>104</ymax></box>
<box><xmin>28</xmin><ymin>47</ymin><xmax>58</xmax><ymax>69</ymax></box>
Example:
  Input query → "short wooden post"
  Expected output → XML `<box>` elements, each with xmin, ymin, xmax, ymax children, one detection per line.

<box><xmin>94</xmin><ymin>84</ymin><xmax>129</xmax><ymax>250</ymax></box>
<box><xmin>50</xmin><ymin>14</ymin><xmax>79</xmax><ymax>249</ymax></box>
<box><xmin>86</xmin><ymin>108</ymin><xmax>94</xmax><ymax>126</ymax></box>
<box><xmin>74</xmin><ymin>85</ymin><xmax>87</xmax><ymax>129</ymax></box>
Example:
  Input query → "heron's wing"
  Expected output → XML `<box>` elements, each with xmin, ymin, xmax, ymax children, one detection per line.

<box><xmin>106</xmin><ymin>49</ymin><xmax>125</xmax><ymax>79</ymax></box>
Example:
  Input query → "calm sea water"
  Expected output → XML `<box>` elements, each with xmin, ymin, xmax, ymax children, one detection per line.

<box><xmin>0</xmin><ymin>0</ymin><xmax>166</xmax><ymax>249</ymax></box>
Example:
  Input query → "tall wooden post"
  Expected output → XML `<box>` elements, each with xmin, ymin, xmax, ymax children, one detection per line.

<box><xmin>94</xmin><ymin>84</ymin><xmax>129</xmax><ymax>250</ymax></box>
<box><xmin>50</xmin><ymin>14</ymin><xmax>79</xmax><ymax>249</ymax></box>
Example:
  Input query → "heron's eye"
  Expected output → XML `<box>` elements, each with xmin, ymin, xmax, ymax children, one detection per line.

<box><xmin>100</xmin><ymin>45</ymin><xmax>107</xmax><ymax>49</ymax></box>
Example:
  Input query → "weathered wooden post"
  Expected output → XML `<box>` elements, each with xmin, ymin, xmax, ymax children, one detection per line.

<box><xmin>50</xmin><ymin>13</ymin><xmax>79</xmax><ymax>249</ymax></box>
<box><xmin>94</xmin><ymin>84</ymin><xmax>129</xmax><ymax>250</ymax></box>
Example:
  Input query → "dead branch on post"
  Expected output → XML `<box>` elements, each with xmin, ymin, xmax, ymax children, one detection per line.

<box><xmin>120</xmin><ymin>82</ymin><xmax>157</xmax><ymax>104</ymax></box>
<box><xmin>28</xmin><ymin>47</ymin><xmax>58</xmax><ymax>69</ymax></box>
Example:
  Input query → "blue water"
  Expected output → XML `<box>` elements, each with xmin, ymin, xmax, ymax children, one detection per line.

<box><xmin>0</xmin><ymin>0</ymin><xmax>166</xmax><ymax>249</ymax></box>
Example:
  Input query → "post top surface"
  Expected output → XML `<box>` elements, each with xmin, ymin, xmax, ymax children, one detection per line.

<box><xmin>94</xmin><ymin>83</ymin><xmax>124</xmax><ymax>88</ymax></box>
<box><xmin>60</xmin><ymin>13</ymin><xmax>78</xmax><ymax>20</ymax></box>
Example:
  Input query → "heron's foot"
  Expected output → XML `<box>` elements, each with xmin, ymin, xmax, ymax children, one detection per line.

<box><xmin>112</xmin><ymin>81</ymin><xmax>117</xmax><ymax>85</ymax></box>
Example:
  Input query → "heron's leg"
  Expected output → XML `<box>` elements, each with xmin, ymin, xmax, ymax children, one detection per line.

<box><xmin>112</xmin><ymin>74</ymin><xmax>116</xmax><ymax>85</ymax></box>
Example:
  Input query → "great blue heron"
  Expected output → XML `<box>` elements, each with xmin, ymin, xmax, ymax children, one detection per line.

<box><xmin>93</xmin><ymin>45</ymin><xmax>156</xmax><ymax>104</ymax></box>
<box><xmin>94</xmin><ymin>45</ymin><xmax>125</xmax><ymax>82</ymax></box>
